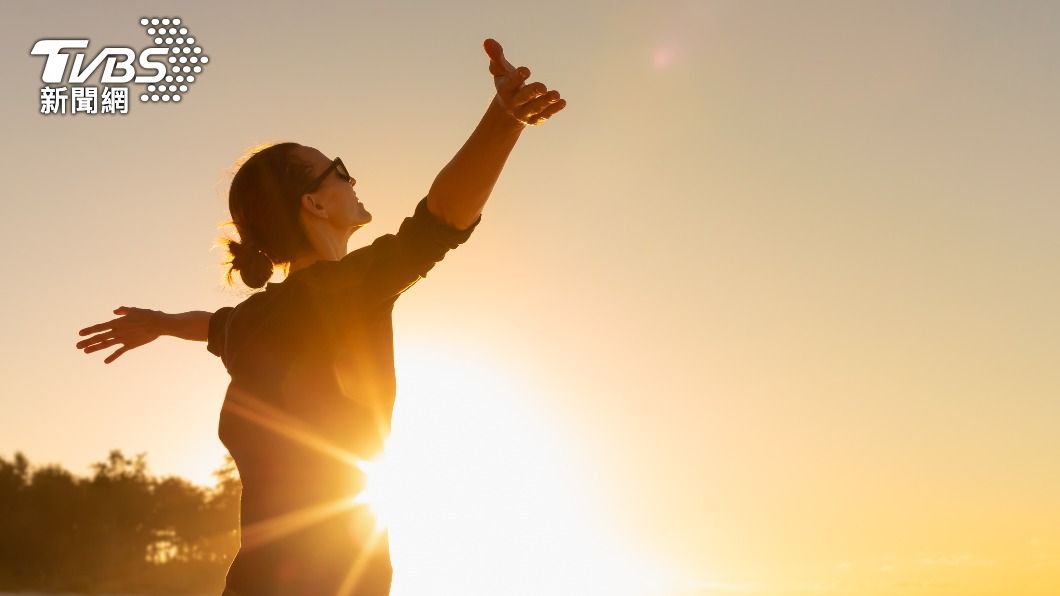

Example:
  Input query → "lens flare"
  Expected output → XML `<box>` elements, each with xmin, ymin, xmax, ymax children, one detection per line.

<box><xmin>349</xmin><ymin>451</ymin><xmax>396</xmax><ymax>532</ymax></box>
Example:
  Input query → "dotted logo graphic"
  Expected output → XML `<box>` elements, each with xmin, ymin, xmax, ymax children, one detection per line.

<box><xmin>137</xmin><ymin>17</ymin><xmax>209</xmax><ymax>104</ymax></box>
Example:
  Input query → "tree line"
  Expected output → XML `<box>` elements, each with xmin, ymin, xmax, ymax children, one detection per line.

<box><xmin>0</xmin><ymin>449</ymin><xmax>241</xmax><ymax>595</ymax></box>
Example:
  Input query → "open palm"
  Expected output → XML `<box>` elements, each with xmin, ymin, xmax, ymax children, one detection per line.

<box><xmin>484</xmin><ymin>38</ymin><xmax>566</xmax><ymax>126</ymax></box>
<box><xmin>76</xmin><ymin>306</ymin><xmax>163</xmax><ymax>364</ymax></box>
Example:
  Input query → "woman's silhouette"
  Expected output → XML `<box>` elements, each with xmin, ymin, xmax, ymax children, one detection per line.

<box><xmin>75</xmin><ymin>38</ymin><xmax>565</xmax><ymax>595</ymax></box>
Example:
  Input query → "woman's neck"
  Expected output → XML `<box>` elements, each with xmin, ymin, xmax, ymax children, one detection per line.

<box><xmin>290</xmin><ymin>223</ymin><xmax>360</xmax><ymax>274</ymax></box>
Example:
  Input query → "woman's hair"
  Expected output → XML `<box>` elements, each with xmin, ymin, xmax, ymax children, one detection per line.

<box><xmin>220</xmin><ymin>142</ymin><xmax>316</xmax><ymax>289</ymax></box>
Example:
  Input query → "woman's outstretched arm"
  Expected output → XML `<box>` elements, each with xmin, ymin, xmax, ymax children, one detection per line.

<box><xmin>76</xmin><ymin>306</ymin><xmax>213</xmax><ymax>364</ymax></box>
<box><xmin>425</xmin><ymin>38</ymin><xmax>567</xmax><ymax>231</ymax></box>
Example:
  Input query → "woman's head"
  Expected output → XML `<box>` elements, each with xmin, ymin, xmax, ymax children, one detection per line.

<box><xmin>222</xmin><ymin>142</ymin><xmax>371</xmax><ymax>288</ymax></box>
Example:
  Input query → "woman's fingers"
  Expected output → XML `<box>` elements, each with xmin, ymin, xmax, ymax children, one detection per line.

<box><xmin>77</xmin><ymin>306</ymin><xmax>139</xmax><ymax>337</ymax></box>
<box><xmin>82</xmin><ymin>337</ymin><xmax>123</xmax><ymax>354</ymax></box>
<box><xmin>497</xmin><ymin>66</ymin><xmax>529</xmax><ymax>96</ymax></box>
<box><xmin>78</xmin><ymin>319</ymin><xmax>119</xmax><ymax>336</ymax></box>
<box><xmin>104</xmin><ymin>346</ymin><xmax>131</xmax><ymax>364</ymax></box>
<box><xmin>525</xmin><ymin>99</ymin><xmax>566</xmax><ymax>125</ymax></box>
<box><xmin>75</xmin><ymin>306</ymin><xmax>159</xmax><ymax>362</ymax></box>
<box><xmin>483</xmin><ymin>38</ymin><xmax>516</xmax><ymax>75</ymax></box>
<box><xmin>519</xmin><ymin>90</ymin><xmax>561</xmax><ymax>112</ymax></box>
<box><xmin>484</xmin><ymin>38</ymin><xmax>531</xmax><ymax>96</ymax></box>
<box><xmin>483</xmin><ymin>37</ymin><xmax>565</xmax><ymax>127</ymax></box>
<box><xmin>515</xmin><ymin>92</ymin><xmax>565</xmax><ymax>124</ymax></box>
<box><xmin>76</xmin><ymin>333</ymin><xmax>114</xmax><ymax>350</ymax></box>
<box><xmin>513</xmin><ymin>82</ymin><xmax>548</xmax><ymax>106</ymax></box>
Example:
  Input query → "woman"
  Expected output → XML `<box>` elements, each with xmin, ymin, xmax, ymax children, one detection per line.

<box><xmin>75</xmin><ymin>38</ymin><xmax>565</xmax><ymax>595</ymax></box>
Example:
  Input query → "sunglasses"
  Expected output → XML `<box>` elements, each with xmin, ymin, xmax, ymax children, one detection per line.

<box><xmin>297</xmin><ymin>157</ymin><xmax>353</xmax><ymax>197</ymax></box>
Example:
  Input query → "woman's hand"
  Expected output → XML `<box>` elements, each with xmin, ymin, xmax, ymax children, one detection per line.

<box><xmin>76</xmin><ymin>306</ymin><xmax>165</xmax><ymax>364</ymax></box>
<box><xmin>484</xmin><ymin>38</ymin><xmax>566</xmax><ymax>127</ymax></box>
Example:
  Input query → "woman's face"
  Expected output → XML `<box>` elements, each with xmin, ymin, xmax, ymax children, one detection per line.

<box><xmin>296</xmin><ymin>145</ymin><xmax>372</xmax><ymax>228</ymax></box>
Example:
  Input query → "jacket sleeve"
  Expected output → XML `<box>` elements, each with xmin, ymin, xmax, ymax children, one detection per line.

<box><xmin>207</xmin><ymin>306</ymin><xmax>235</xmax><ymax>360</ymax></box>
<box><xmin>356</xmin><ymin>197</ymin><xmax>481</xmax><ymax>306</ymax></box>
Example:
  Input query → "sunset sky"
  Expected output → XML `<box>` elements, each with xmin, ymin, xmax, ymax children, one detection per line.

<box><xmin>2</xmin><ymin>1</ymin><xmax>1058</xmax><ymax>594</ymax></box>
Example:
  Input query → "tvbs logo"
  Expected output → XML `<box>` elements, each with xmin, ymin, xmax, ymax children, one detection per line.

<box><xmin>31</xmin><ymin>39</ymin><xmax>168</xmax><ymax>84</ymax></box>
<box><xmin>30</xmin><ymin>17</ymin><xmax>209</xmax><ymax>115</ymax></box>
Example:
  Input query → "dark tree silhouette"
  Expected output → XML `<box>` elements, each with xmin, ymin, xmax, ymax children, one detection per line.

<box><xmin>0</xmin><ymin>449</ymin><xmax>242</xmax><ymax>595</ymax></box>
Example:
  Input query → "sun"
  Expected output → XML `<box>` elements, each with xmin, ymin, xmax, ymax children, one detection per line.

<box><xmin>348</xmin><ymin>450</ymin><xmax>397</xmax><ymax>533</ymax></box>
<box><xmin>349</xmin><ymin>338</ymin><xmax>680</xmax><ymax>596</ymax></box>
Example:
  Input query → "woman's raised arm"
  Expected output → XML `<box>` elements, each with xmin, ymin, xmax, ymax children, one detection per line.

<box><xmin>425</xmin><ymin>38</ymin><xmax>566</xmax><ymax>231</ymax></box>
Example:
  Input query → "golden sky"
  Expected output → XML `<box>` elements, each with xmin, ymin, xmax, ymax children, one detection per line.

<box><xmin>2</xmin><ymin>1</ymin><xmax>1058</xmax><ymax>594</ymax></box>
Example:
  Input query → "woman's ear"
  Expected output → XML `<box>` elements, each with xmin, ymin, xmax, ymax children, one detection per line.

<box><xmin>300</xmin><ymin>193</ymin><xmax>328</xmax><ymax>218</ymax></box>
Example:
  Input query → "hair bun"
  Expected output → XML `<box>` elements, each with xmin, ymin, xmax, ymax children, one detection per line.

<box><xmin>229</xmin><ymin>239</ymin><xmax>274</xmax><ymax>289</ymax></box>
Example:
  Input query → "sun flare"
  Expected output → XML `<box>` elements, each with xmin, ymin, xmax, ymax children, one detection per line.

<box><xmin>349</xmin><ymin>452</ymin><xmax>397</xmax><ymax>533</ymax></box>
<box><xmin>358</xmin><ymin>339</ymin><xmax>679</xmax><ymax>596</ymax></box>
